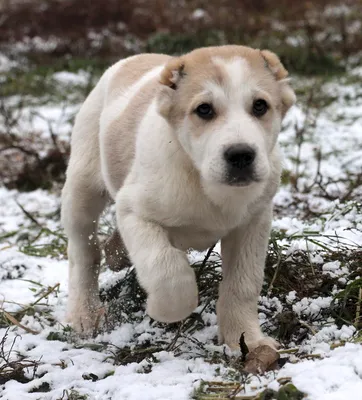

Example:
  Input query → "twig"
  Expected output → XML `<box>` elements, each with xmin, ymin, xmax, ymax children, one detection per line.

<box><xmin>299</xmin><ymin>353</ymin><xmax>322</xmax><ymax>360</ymax></box>
<box><xmin>16</xmin><ymin>201</ymin><xmax>42</xmax><ymax>227</ymax></box>
<box><xmin>0</xmin><ymin>144</ymin><xmax>41</xmax><ymax>161</ymax></box>
<box><xmin>228</xmin><ymin>384</ymin><xmax>243</xmax><ymax>398</ymax></box>
<box><xmin>278</xmin><ymin>347</ymin><xmax>299</xmax><ymax>355</ymax></box>
<box><xmin>330</xmin><ymin>342</ymin><xmax>346</xmax><ymax>350</ymax></box>
<box><xmin>20</xmin><ymin>282</ymin><xmax>60</xmax><ymax>314</ymax></box>
<box><xmin>197</xmin><ymin>244</ymin><xmax>217</xmax><ymax>279</ymax></box>
<box><xmin>299</xmin><ymin>320</ymin><xmax>317</xmax><ymax>335</ymax></box>
<box><xmin>166</xmin><ymin>322</ymin><xmax>184</xmax><ymax>352</ymax></box>
<box><xmin>355</xmin><ymin>287</ymin><xmax>362</xmax><ymax>328</ymax></box>
<box><xmin>2</xmin><ymin>310</ymin><xmax>39</xmax><ymax>335</ymax></box>
<box><xmin>16</xmin><ymin>202</ymin><xmax>67</xmax><ymax>241</ymax></box>
<box><xmin>267</xmin><ymin>249</ymin><xmax>282</xmax><ymax>294</ymax></box>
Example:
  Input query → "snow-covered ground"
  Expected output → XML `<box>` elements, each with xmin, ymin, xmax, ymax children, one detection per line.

<box><xmin>1</xmin><ymin>69</ymin><xmax>362</xmax><ymax>400</ymax></box>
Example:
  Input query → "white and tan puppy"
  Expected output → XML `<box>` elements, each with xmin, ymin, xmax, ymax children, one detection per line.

<box><xmin>61</xmin><ymin>45</ymin><xmax>295</xmax><ymax>350</ymax></box>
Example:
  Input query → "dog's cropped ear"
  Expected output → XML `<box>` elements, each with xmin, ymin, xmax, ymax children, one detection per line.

<box><xmin>261</xmin><ymin>50</ymin><xmax>296</xmax><ymax>116</ymax></box>
<box><xmin>158</xmin><ymin>57</ymin><xmax>186</xmax><ymax>118</ymax></box>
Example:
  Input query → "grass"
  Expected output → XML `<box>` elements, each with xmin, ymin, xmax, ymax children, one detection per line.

<box><xmin>58</xmin><ymin>390</ymin><xmax>88</xmax><ymax>400</ymax></box>
<box><xmin>0</xmin><ymin>55</ymin><xmax>110</xmax><ymax>101</ymax></box>
<box><xmin>2</xmin><ymin>205</ymin><xmax>361</xmax><ymax>392</ymax></box>
<box><xmin>0</xmin><ymin>328</ymin><xmax>40</xmax><ymax>385</ymax></box>
<box><xmin>194</xmin><ymin>382</ymin><xmax>305</xmax><ymax>400</ymax></box>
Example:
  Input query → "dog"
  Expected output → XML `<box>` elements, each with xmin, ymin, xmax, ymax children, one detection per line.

<box><xmin>61</xmin><ymin>45</ymin><xmax>296</xmax><ymax>351</ymax></box>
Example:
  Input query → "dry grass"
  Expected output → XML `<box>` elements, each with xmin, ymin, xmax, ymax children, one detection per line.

<box><xmin>0</xmin><ymin>328</ymin><xmax>40</xmax><ymax>384</ymax></box>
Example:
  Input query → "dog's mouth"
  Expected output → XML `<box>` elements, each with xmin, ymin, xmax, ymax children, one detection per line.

<box><xmin>224</xmin><ymin>177</ymin><xmax>259</xmax><ymax>187</ymax></box>
<box><xmin>224</xmin><ymin>166</ymin><xmax>261</xmax><ymax>187</ymax></box>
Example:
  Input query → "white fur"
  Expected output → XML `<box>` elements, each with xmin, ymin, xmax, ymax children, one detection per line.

<box><xmin>188</xmin><ymin>58</ymin><xmax>274</xmax><ymax>187</ymax></box>
<box><xmin>61</xmin><ymin>47</ymin><xmax>295</xmax><ymax>350</ymax></box>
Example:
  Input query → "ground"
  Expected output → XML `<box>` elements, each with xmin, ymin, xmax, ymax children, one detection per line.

<box><xmin>1</xmin><ymin>1</ymin><xmax>362</xmax><ymax>399</ymax></box>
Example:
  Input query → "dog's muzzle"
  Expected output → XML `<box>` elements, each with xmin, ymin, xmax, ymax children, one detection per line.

<box><xmin>223</xmin><ymin>144</ymin><xmax>258</xmax><ymax>186</ymax></box>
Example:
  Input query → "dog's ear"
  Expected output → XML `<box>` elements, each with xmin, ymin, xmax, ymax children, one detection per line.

<box><xmin>261</xmin><ymin>50</ymin><xmax>296</xmax><ymax>115</ymax></box>
<box><xmin>159</xmin><ymin>57</ymin><xmax>185</xmax><ymax>89</ymax></box>
<box><xmin>158</xmin><ymin>57</ymin><xmax>186</xmax><ymax>118</ymax></box>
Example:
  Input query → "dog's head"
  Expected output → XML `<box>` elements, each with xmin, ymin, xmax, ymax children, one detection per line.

<box><xmin>157</xmin><ymin>45</ymin><xmax>295</xmax><ymax>187</ymax></box>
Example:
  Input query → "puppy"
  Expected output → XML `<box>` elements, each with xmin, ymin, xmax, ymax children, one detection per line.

<box><xmin>61</xmin><ymin>45</ymin><xmax>295</xmax><ymax>351</ymax></box>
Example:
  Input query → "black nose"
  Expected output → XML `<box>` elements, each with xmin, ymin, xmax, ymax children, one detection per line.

<box><xmin>224</xmin><ymin>145</ymin><xmax>256</xmax><ymax>170</ymax></box>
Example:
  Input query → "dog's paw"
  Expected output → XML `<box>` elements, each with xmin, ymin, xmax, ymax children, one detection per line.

<box><xmin>146</xmin><ymin>267</ymin><xmax>198</xmax><ymax>323</ymax></box>
<box><xmin>67</xmin><ymin>300</ymin><xmax>105</xmax><ymax>336</ymax></box>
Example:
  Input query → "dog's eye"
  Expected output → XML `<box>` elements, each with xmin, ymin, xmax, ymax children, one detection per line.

<box><xmin>252</xmin><ymin>99</ymin><xmax>268</xmax><ymax>117</ymax></box>
<box><xmin>195</xmin><ymin>103</ymin><xmax>215</xmax><ymax>120</ymax></box>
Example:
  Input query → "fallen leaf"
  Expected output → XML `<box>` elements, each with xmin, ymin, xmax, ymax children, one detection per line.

<box><xmin>244</xmin><ymin>345</ymin><xmax>280</xmax><ymax>374</ymax></box>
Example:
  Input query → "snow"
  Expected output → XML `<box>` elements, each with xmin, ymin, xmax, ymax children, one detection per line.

<box><xmin>0</xmin><ymin>54</ymin><xmax>18</xmax><ymax>73</ymax></box>
<box><xmin>2</xmin><ymin>341</ymin><xmax>220</xmax><ymax>400</ymax></box>
<box><xmin>191</xmin><ymin>9</ymin><xmax>207</xmax><ymax>20</ymax></box>
<box><xmin>0</xmin><ymin>102</ymin><xmax>78</xmax><ymax>143</ymax></box>
<box><xmin>1</xmin><ymin>66</ymin><xmax>362</xmax><ymax>399</ymax></box>
<box><xmin>53</xmin><ymin>71</ymin><xmax>91</xmax><ymax>86</ymax></box>
<box><xmin>278</xmin><ymin>344</ymin><xmax>362</xmax><ymax>400</ymax></box>
<box><xmin>293</xmin><ymin>297</ymin><xmax>333</xmax><ymax>318</ymax></box>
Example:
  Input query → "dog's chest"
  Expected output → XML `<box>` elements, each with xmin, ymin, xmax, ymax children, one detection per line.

<box><xmin>137</xmin><ymin>180</ymin><xmax>250</xmax><ymax>251</ymax></box>
<box><xmin>167</xmin><ymin>225</ymin><xmax>223</xmax><ymax>251</ymax></box>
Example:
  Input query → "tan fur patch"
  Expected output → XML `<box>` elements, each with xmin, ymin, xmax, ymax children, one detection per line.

<box><xmin>160</xmin><ymin>47</ymin><xmax>276</xmax><ymax>120</ymax></box>
<box><xmin>107</xmin><ymin>53</ymin><xmax>171</xmax><ymax>102</ymax></box>
<box><xmin>102</xmin><ymin>77</ymin><xmax>162</xmax><ymax>191</ymax></box>
<box><xmin>159</xmin><ymin>57</ymin><xmax>185</xmax><ymax>89</ymax></box>
<box><xmin>158</xmin><ymin>45</ymin><xmax>294</xmax><ymax>127</ymax></box>
<box><xmin>260</xmin><ymin>50</ymin><xmax>289</xmax><ymax>81</ymax></box>
<box><xmin>160</xmin><ymin>45</ymin><xmax>273</xmax><ymax>88</ymax></box>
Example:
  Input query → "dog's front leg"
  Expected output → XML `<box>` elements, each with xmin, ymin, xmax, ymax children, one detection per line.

<box><xmin>116</xmin><ymin>191</ymin><xmax>198</xmax><ymax>323</ymax></box>
<box><xmin>217</xmin><ymin>205</ymin><xmax>278</xmax><ymax>351</ymax></box>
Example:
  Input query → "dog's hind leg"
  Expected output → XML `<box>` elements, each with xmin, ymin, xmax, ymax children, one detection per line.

<box><xmin>104</xmin><ymin>229</ymin><xmax>132</xmax><ymax>271</ymax></box>
<box><xmin>61</xmin><ymin>85</ymin><xmax>107</xmax><ymax>335</ymax></box>
<box><xmin>61</xmin><ymin>178</ymin><xmax>107</xmax><ymax>335</ymax></box>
